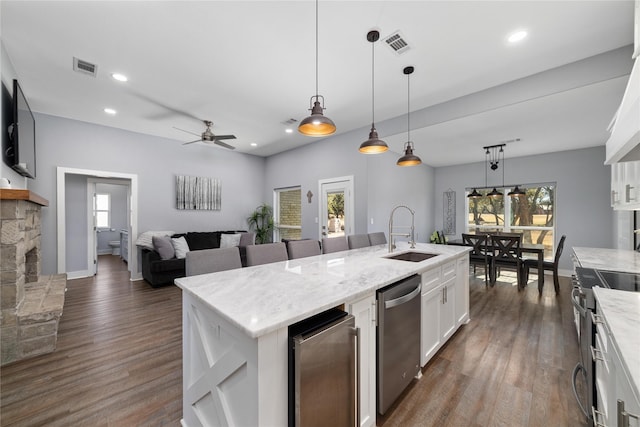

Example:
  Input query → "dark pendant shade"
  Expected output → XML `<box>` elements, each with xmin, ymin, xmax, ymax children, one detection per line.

<box><xmin>488</xmin><ymin>187</ymin><xmax>503</xmax><ymax>198</ymax></box>
<box><xmin>298</xmin><ymin>99</ymin><xmax>336</xmax><ymax>137</ymax></box>
<box><xmin>359</xmin><ymin>125</ymin><xmax>388</xmax><ymax>153</ymax></box>
<box><xmin>397</xmin><ymin>143</ymin><xmax>422</xmax><ymax>166</ymax></box>
<box><xmin>467</xmin><ymin>188</ymin><xmax>482</xmax><ymax>198</ymax></box>
<box><xmin>508</xmin><ymin>185</ymin><xmax>526</xmax><ymax>196</ymax></box>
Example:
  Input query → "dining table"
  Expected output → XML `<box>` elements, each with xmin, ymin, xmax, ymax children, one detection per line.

<box><xmin>448</xmin><ymin>238</ymin><xmax>546</xmax><ymax>292</ymax></box>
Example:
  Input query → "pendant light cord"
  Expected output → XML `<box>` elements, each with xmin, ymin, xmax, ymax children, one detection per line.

<box><xmin>371</xmin><ymin>40</ymin><xmax>375</xmax><ymax>124</ymax></box>
<box><xmin>315</xmin><ymin>0</ymin><xmax>319</xmax><ymax>98</ymax></box>
<box><xmin>407</xmin><ymin>71</ymin><xmax>411</xmax><ymax>145</ymax></box>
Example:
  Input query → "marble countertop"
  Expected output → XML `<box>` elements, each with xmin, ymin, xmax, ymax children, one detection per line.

<box><xmin>175</xmin><ymin>242</ymin><xmax>469</xmax><ymax>339</ymax></box>
<box><xmin>572</xmin><ymin>247</ymin><xmax>640</xmax><ymax>274</ymax></box>
<box><xmin>593</xmin><ymin>287</ymin><xmax>640</xmax><ymax>402</ymax></box>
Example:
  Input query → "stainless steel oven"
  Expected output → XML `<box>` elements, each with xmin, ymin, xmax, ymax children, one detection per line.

<box><xmin>571</xmin><ymin>267</ymin><xmax>640</xmax><ymax>427</ymax></box>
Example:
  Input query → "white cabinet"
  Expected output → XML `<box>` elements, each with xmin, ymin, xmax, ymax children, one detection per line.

<box><xmin>593</xmin><ymin>300</ymin><xmax>640</xmax><ymax>427</ymax></box>
<box><xmin>455</xmin><ymin>256</ymin><xmax>470</xmax><ymax>325</ymax></box>
<box><xmin>420</xmin><ymin>259</ymin><xmax>462</xmax><ymax>367</ymax></box>
<box><xmin>611</xmin><ymin>161</ymin><xmax>640</xmax><ymax>210</ymax></box>
<box><xmin>347</xmin><ymin>294</ymin><xmax>376</xmax><ymax>427</ymax></box>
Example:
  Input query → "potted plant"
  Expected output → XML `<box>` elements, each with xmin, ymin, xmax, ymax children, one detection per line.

<box><xmin>247</xmin><ymin>203</ymin><xmax>275</xmax><ymax>244</ymax></box>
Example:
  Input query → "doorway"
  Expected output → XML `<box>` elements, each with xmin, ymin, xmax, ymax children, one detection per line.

<box><xmin>88</xmin><ymin>179</ymin><xmax>131</xmax><ymax>276</ymax></box>
<box><xmin>56</xmin><ymin>167</ymin><xmax>139</xmax><ymax>281</ymax></box>
<box><xmin>318</xmin><ymin>176</ymin><xmax>354</xmax><ymax>240</ymax></box>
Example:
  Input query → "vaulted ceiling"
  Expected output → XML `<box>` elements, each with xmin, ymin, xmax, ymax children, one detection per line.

<box><xmin>0</xmin><ymin>1</ymin><xmax>635</xmax><ymax>166</ymax></box>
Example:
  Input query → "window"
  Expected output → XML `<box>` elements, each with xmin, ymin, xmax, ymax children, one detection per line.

<box><xmin>466</xmin><ymin>184</ymin><xmax>555</xmax><ymax>259</ymax></box>
<box><xmin>274</xmin><ymin>187</ymin><xmax>301</xmax><ymax>241</ymax></box>
<box><xmin>94</xmin><ymin>193</ymin><xmax>110</xmax><ymax>229</ymax></box>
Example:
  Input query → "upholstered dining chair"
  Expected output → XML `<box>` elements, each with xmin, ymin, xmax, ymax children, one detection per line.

<box><xmin>245</xmin><ymin>242</ymin><xmax>288</xmax><ymax>267</ymax></box>
<box><xmin>491</xmin><ymin>234</ymin><xmax>524</xmax><ymax>289</ymax></box>
<box><xmin>347</xmin><ymin>234</ymin><xmax>371</xmax><ymax>250</ymax></box>
<box><xmin>462</xmin><ymin>233</ymin><xmax>491</xmax><ymax>285</ymax></box>
<box><xmin>322</xmin><ymin>236</ymin><xmax>349</xmax><ymax>254</ymax></box>
<box><xmin>368</xmin><ymin>232</ymin><xmax>387</xmax><ymax>246</ymax></box>
<box><xmin>287</xmin><ymin>239</ymin><xmax>321</xmax><ymax>260</ymax></box>
<box><xmin>523</xmin><ymin>234</ymin><xmax>566</xmax><ymax>294</ymax></box>
<box><xmin>185</xmin><ymin>247</ymin><xmax>242</xmax><ymax>276</ymax></box>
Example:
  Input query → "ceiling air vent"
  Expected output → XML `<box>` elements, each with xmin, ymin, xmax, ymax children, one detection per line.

<box><xmin>73</xmin><ymin>57</ymin><xmax>97</xmax><ymax>77</ymax></box>
<box><xmin>384</xmin><ymin>31</ymin><xmax>411</xmax><ymax>55</ymax></box>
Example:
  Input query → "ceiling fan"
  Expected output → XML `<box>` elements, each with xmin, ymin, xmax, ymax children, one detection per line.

<box><xmin>175</xmin><ymin>120</ymin><xmax>236</xmax><ymax>150</ymax></box>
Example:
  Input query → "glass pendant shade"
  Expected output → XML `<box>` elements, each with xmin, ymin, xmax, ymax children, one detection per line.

<box><xmin>488</xmin><ymin>187</ymin><xmax>503</xmax><ymax>198</ymax></box>
<box><xmin>508</xmin><ymin>185</ymin><xmax>526</xmax><ymax>197</ymax></box>
<box><xmin>298</xmin><ymin>98</ymin><xmax>336</xmax><ymax>136</ymax></box>
<box><xmin>397</xmin><ymin>142</ymin><xmax>422</xmax><ymax>166</ymax></box>
<box><xmin>359</xmin><ymin>125</ymin><xmax>388</xmax><ymax>153</ymax></box>
<box><xmin>467</xmin><ymin>188</ymin><xmax>482</xmax><ymax>198</ymax></box>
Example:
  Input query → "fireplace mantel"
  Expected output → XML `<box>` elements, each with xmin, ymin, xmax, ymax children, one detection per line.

<box><xmin>0</xmin><ymin>189</ymin><xmax>49</xmax><ymax>206</ymax></box>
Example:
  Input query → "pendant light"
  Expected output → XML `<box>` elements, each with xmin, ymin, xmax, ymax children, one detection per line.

<box><xmin>359</xmin><ymin>30</ymin><xmax>388</xmax><ymax>154</ymax></box>
<box><xmin>298</xmin><ymin>0</ymin><xmax>336</xmax><ymax>137</ymax></box>
<box><xmin>508</xmin><ymin>185</ymin><xmax>526</xmax><ymax>197</ymax></box>
<box><xmin>486</xmin><ymin>145</ymin><xmax>503</xmax><ymax>198</ymax></box>
<box><xmin>397</xmin><ymin>66</ymin><xmax>422</xmax><ymax>166</ymax></box>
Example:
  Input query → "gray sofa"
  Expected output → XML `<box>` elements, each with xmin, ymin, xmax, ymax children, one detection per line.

<box><xmin>141</xmin><ymin>231</ymin><xmax>254</xmax><ymax>287</ymax></box>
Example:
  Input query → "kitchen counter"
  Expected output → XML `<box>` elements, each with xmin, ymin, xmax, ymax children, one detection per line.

<box><xmin>175</xmin><ymin>242</ymin><xmax>469</xmax><ymax>338</ymax></box>
<box><xmin>175</xmin><ymin>242</ymin><xmax>470</xmax><ymax>427</ymax></box>
<box><xmin>572</xmin><ymin>247</ymin><xmax>640</xmax><ymax>274</ymax></box>
<box><xmin>592</xmin><ymin>287</ymin><xmax>640</xmax><ymax>405</ymax></box>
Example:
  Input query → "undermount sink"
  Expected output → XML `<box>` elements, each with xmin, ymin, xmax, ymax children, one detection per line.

<box><xmin>384</xmin><ymin>251</ymin><xmax>439</xmax><ymax>262</ymax></box>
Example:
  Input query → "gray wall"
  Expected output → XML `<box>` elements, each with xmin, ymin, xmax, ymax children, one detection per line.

<box><xmin>29</xmin><ymin>113</ymin><xmax>265</xmax><ymax>275</ymax></box>
<box><xmin>263</xmin><ymin>126</ymin><xmax>434</xmax><ymax>243</ymax></box>
<box><xmin>434</xmin><ymin>145</ymin><xmax>613</xmax><ymax>271</ymax></box>
<box><xmin>65</xmin><ymin>174</ymin><xmax>88</xmax><ymax>272</ymax></box>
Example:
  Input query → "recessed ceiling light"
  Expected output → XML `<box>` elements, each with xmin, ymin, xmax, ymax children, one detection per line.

<box><xmin>111</xmin><ymin>73</ymin><xmax>128</xmax><ymax>82</ymax></box>
<box><xmin>507</xmin><ymin>30</ymin><xmax>528</xmax><ymax>44</ymax></box>
<box><xmin>285</xmin><ymin>128</ymin><xmax>293</xmax><ymax>134</ymax></box>
<box><xmin>104</xmin><ymin>108</ymin><xmax>117</xmax><ymax>115</ymax></box>
<box><xmin>250</xmin><ymin>143</ymin><xmax>258</xmax><ymax>147</ymax></box>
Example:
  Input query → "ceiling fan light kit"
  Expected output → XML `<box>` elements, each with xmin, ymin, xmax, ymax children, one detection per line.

<box><xmin>359</xmin><ymin>29</ymin><xmax>388</xmax><ymax>154</ymax></box>
<box><xmin>299</xmin><ymin>0</ymin><xmax>335</xmax><ymax>137</ymax></box>
<box><xmin>397</xmin><ymin>66</ymin><xmax>422</xmax><ymax>167</ymax></box>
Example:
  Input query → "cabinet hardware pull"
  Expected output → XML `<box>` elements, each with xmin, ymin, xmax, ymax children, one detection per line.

<box><xmin>625</xmin><ymin>184</ymin><xmax>635</xmax><ymax>203</ymax></box>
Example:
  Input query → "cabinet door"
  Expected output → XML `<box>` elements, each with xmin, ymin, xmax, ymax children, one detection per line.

<box><xmin>441</xmin><ymin>278</ymin><xmax>457</xmax><ymax>341</ymax></box>
<box><xmin>347</xmin><ymin>295</ymin><xmax>376</xmax><ymax>427</ymax></box>
<box><xmin>455</xmin><ymin>256</ymin><xmax>469</xmax><ymax>325</ymax></box>
<box><xmin>421</xmin><ymin>284</ymin><xmax>442</xmax><ymax>366</ymax></box>
<box><xmin>612</xmin><ymin>339</ymin><xmax>640</xmax><ymax>427</ymax></box>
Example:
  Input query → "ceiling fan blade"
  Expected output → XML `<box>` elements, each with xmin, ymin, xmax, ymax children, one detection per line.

<box><xmin>173</xmin><ymin>126</ymin><xmax>201</xmax><ymax>137</ymax></box>
<box><xmin>214</xmin><ymin>135</ymin><xmax>236</xmax><ymax>140</ymax></box>
<box><xmin>182</xmin><ymin>139</ymin><xmax>202</xmax><ymax>145</ymax></box>
<box><xmin>214</xmin><ymin>140</ymin><xmax>236</xmax><ymax>150</ymax></box>
<box><xmin>126</xmin><ymin>89</ymin><xmax>202</xmax><ymax>122</ymax></box>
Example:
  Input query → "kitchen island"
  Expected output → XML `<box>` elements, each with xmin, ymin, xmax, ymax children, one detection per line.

<box><xmin>175</xmin><ymin>242</ymin><xmax>470</xmax><ymax>427</ymax></box>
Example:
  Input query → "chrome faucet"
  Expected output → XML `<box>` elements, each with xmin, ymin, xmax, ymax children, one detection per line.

<box><xmin>388</xmin><ymin>205</ymin><xmax>415</xmax><ymax>252</ymax></box>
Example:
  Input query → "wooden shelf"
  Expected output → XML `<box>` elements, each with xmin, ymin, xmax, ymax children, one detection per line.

<box><xmin>0</xmin><ymin>189</ymin><xmax>49</xmax><ymax>207</ymax></box>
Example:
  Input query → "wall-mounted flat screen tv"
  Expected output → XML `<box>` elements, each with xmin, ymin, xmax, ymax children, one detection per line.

<box><xmin>3</xmin><ymin>79</ymin><xmax>36</xmax><ymax>179</ymax></box>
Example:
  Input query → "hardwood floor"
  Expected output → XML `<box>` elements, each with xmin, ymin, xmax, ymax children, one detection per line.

<box><xmin>1</xmin><ymin>257</ymin><xmax>587</xmax><ymax>426</ymax></box>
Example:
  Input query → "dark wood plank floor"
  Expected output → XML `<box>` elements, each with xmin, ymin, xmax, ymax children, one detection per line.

<box><xmin>1</xmin><ymin>257</ymin><xmax>587</xmax><ymax>426</ymax></box>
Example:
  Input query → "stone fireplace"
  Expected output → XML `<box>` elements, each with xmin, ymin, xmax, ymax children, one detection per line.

<box><xmin>1</xmin><ymin>189</ymin><xmax>66</xmax><ymax>365</ymax></box>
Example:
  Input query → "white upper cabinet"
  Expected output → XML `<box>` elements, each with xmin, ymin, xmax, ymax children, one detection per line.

<box><xmin>611</xmin><ymin>161</ymin><xmax>640</xmax><ymax>210</ymax></box>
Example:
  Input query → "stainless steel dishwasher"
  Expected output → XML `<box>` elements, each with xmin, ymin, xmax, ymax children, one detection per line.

<box><xmin>377</xmin><ymin>274</ymin><xmax>421</xmax><ymax>415</ymax></box>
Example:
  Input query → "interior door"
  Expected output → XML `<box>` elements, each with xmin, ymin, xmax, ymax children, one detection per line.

<box><xmin>319</xmin><ymin>177</ymin><xmax>354</xmax><ymax>240</ymax></box>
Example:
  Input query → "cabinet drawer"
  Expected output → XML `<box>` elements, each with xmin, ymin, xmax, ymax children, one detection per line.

<box><xmin>442</xmin><ymin>261</ymin><xmax>456</xmax><ymax>281</ymax></box>
<box><xmin>421</xmin><ymin>267</ymin><xmax>442</xmax><ymax>294</ymax></box>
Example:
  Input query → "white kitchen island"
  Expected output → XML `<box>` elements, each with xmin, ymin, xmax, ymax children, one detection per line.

<box><xmin>175</xmin><ymin>242</ymin><xmax>470</xmax><ymax>427</ymax></box>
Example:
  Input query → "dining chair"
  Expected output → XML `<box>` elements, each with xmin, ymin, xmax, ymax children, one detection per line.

<box><xmin>245</xmin><ymin>242</ymin><xmax>288</xmax><ymax>267</ymax></box>
<box><xmin>322</xmin><ymin>236</ymin><xmax>349</xmax><ymax>254</ymax></box>
<box><xmin>523</xmin><ymin>234</ymin><xmax>566</xmax><ymax>294</ymax></box>
<box><xmin>368</xmin><ymin>232</ymin><xmax>387</xmax><ymax>246</ymax></box>
<box><xmin>185</xmin><ymin>247</ymin><xmax>242</xmax><ymax>276</ymax></box>
<box><xmin>461</xmin><ymin>233</ymin><xmax>491</xmax><ymax>285</ymax></box>
<box><xmin>491</xmin><ymin>234</ymin><xmax>524</xmax><ymax>289</ymax></box>
<box><xmin>287</xmin><ymin>239</ymin><xmax>321</xmax><ymax>260</ymax></box>
<box><xmin>347</xmin><ymin>234</ymin><xmax>371</xmax><ymax>250</ymax></box>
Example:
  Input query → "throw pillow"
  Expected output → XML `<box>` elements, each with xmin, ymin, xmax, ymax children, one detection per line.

<box><xmin>135</xmin><ymin>231</ymin><xmax>175</xmax><ymax>250</ymax></box>
<box><xmin>220</xmin><ymin>233</ymin><xmax>241</xmax><ymax>248</ymax></box>
<box><xmin>152</xmin><ymin>235</ymin><xmax>175</xmax><ymax>260</ymax></box>
<box><xmin>172</xmin><ymin>236</ymin><xmax>190</xmax><ymax>259</ymax></box>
